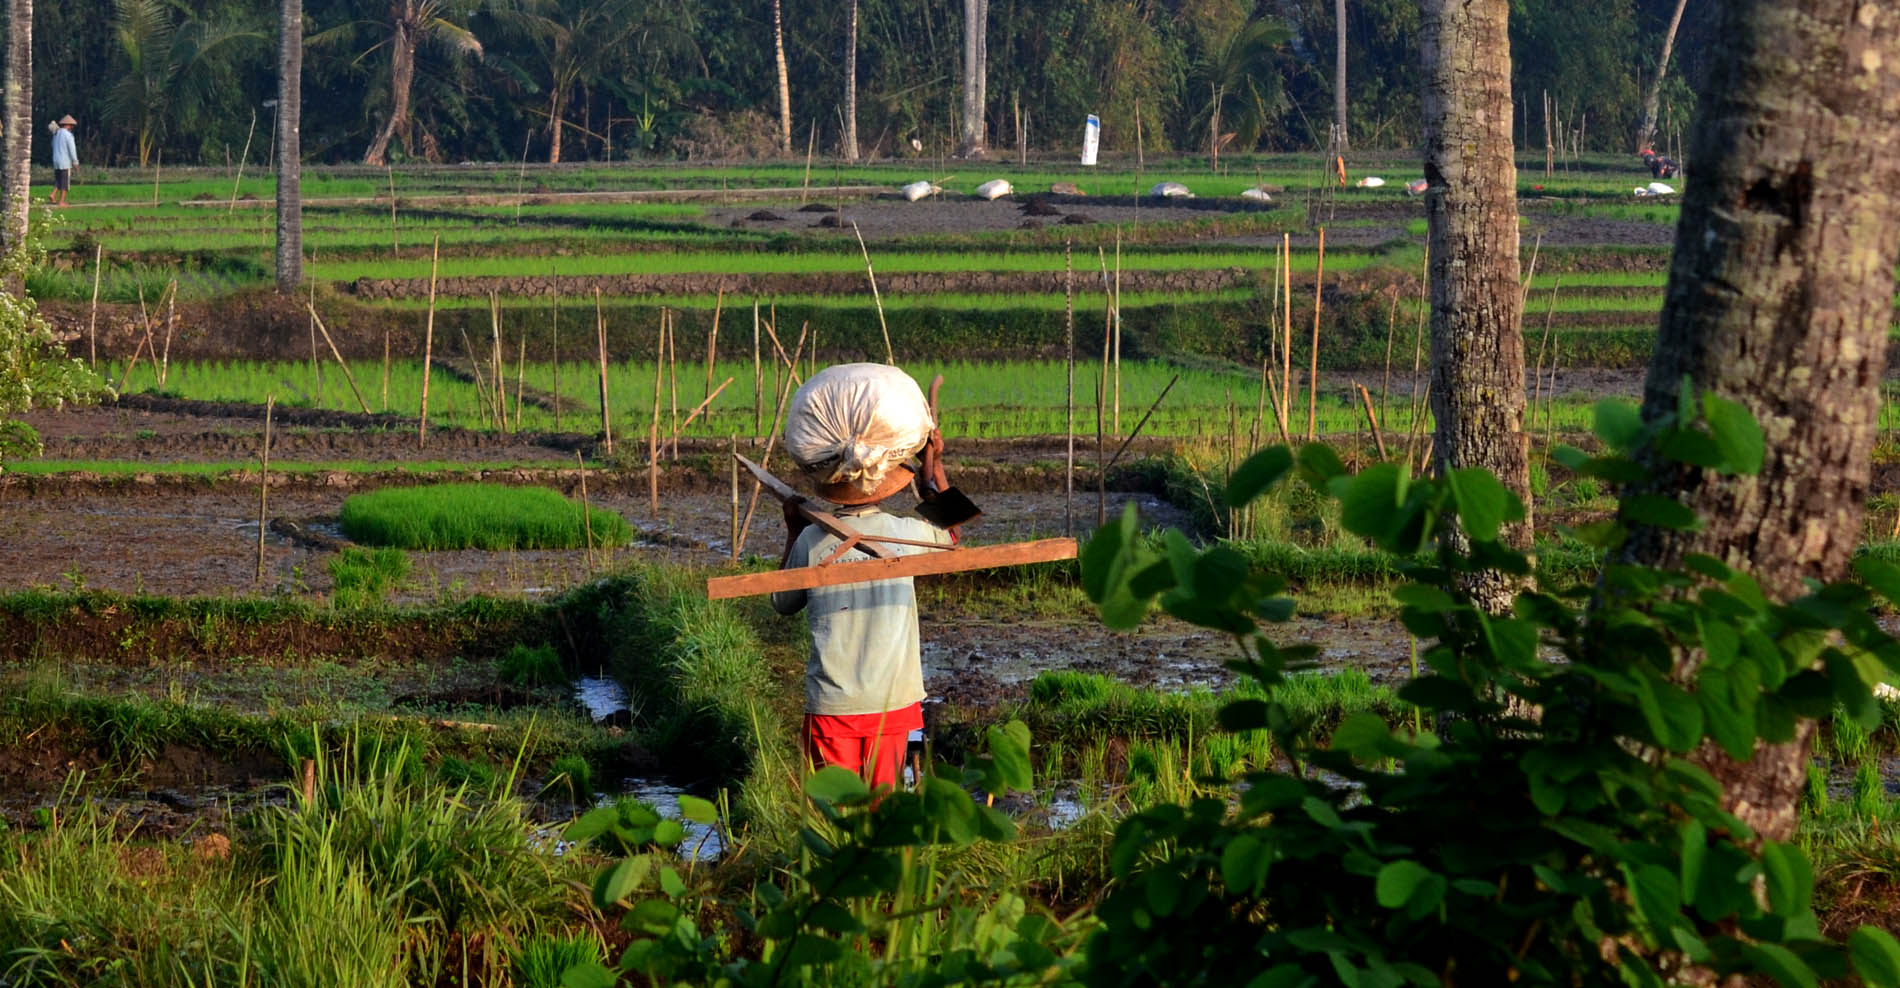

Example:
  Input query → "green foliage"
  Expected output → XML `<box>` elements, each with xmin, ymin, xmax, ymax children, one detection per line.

<box><xmin>1081</xmin><ymin>393</ymin><xmax>1900</xmax><ymax>985</ymax></box>
<box><xmin>338</xmin><ymin>482</ymin><xmax>634</xmax><ymax>550</ymax></box>
<box><xmin>513</xmin><ymin>932</ymin><xmax>604</xmax><ymax>988</ymax></box>
<box><xmin>0</xmin><ymin>218</ymin><xmax>108</xmax><ymax>471</ymax></box>
<box><xmin>499</xmin><ymin>641</ymin><xmax>567</xmax><ymax>687</ymax></box>
<box><xmin>546</xmin><ymin>753</ymin><xmax>595</xmax><ymax>804</ymax></box>
<box><xmin>326</xmin><ymin>546</ymin><xmax>410</xmax><ymax>609</ymax></box>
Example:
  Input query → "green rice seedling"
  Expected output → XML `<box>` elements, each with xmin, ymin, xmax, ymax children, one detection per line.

<box><xmin>244</xmin><ymin>832</ymin><xmax>409</xmax><ymax>988</ymax></box>
<box><xmin>328</xmin><ymin>546</ymin><xmax>411</xmax><ymax>609</ymax></box>
<box><xmin>435</xmin><ymin>755</ymin><xmax>500</xmax><ymax>792</ymax></box>
<box><xmin>513</xmin><ymin>932</ymin><xmax>605</xmax><ymax>988</ymax></box>
<box><xmin>499</xmin><ymin>642</ymin><xmax>567</xmax><ymax>688</ymax></box>
<box><xmin>1804</xmin><ymin>760</ymin><xmax>1832</xmax><ymax>818</ymax></box>
<box><xmin>339</xmin><ymin>483</ymin><xmax>634</xmax><ymax>550</ymax></box>
<box><xmin>546</xmin><ymin>754</ymin><xmax>594</xmax><ymax>804</ymax></box>
<box><xmin>1853</xmin><ymin>759</ymin><xmax>1890</xmax><ymax>823</ymax></box>
<box><xmin>1832</xmin><ymin>706</ymin><xmax>1875</xmax><ymax>764</ymax></box>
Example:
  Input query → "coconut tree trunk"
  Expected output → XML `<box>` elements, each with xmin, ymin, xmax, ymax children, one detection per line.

<box><xmin>1634</xmin><ymin>0</ymin><xmax>1689</xmax><ymax>152</ymax></box>
<box><xmin>275</xmin><ymin>0</ymin><xmax>302</xmax><ymax>294</ymax></box>
<box><xmin>1619</xmin><ymin>0</ymin><xmax>1900</xmax><ymax>845</ymax></box>
<box><xmin>1420</xmin><ymin>0</ymin><xmax>1530</xmax><ymax>613</ymax></box>
<box><xmin>1</xmin><ymin>0</ymin><xmax>31</xmax><ymax>264</ymax></box>
<box><xmin>1333</xmin><ymin>0</ymin><xmax>1348</xmax><ymax>153</ymax></box>
<box><xmin>958</xmin><ymin>0</ymin><xmax>985</xmax><ymax>156</ymax></box>
<box><xmin>364</xmin><ymin>12</ymin><xmax>416</xmax><ymax>166</ymax></box>
<box><xmin>772</xmin><ymin>0</ymin><xmax>791</xmax><ymax>155</ymax></box>
<box><xmin>843</xmin><ymin>0</ymin><xmax>859</xmax><ymax>161</ymax></box>
<box><xmin>548</xmin><ymin>82</ymin><xmax>566</xmax><ymax>164</ymax></box>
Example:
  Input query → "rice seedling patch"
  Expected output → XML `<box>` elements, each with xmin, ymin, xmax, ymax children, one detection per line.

<box><xmin>338</xmin><ymin>483</ymin><xmax>633</xmax><ymax>550</ymax></box>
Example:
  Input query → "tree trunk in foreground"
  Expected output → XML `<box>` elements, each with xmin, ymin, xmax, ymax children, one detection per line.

<box><xmin>773</xmin><ymin>0</ymin><xmax>791</xmax><ymax>156</ymax></box>
<box><xmin>275</xmin><ymin>0</ymin><xmax>303</xmax><ymax>293</ymax></box>
<box><xmin>843</xmin><ymin>0</ymin><xmax>859</xmax><ymax>161</ymax></box>
<box><xmin>2</xmin><ymin>0</ymin><xmax>31</xmax><ymax>263</ymax></box>
<box><xmin>1420</xmin><ymin>0</ymin><xmax>1531</xmax><ymax>613</ymax></box>
<box><xmin>364</xmin><ymin>17</ymin><xmax>415</xmax><ymax>165</ymax></box>
<box><xmin>958</xmin><ymin>0</ymin><xmax>986</xmax><ymax>157</ymax></box>
<box><xmin>1622</xmin><ymin>0</ymin><xmax>1900</xmax><ymax>845</ymax></box>
<box><xmin>1634</xmin><ymin>0</ymin><xmax>1689</xmax><ymax>152</ymax></box>
<box><xmin>1333</xmin><ymin>0</ymin><xmax>1348</xmax><ymax>153</ymax></box>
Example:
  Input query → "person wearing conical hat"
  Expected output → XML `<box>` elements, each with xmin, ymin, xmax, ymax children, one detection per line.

<box><xmin>49</xmin><ymin>115</ymin><xmax>77</xmax><ymax>207</ymax></box>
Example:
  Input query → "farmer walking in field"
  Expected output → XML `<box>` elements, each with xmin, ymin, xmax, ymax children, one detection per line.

<box><xmin>771</xmin><ymin>364</ymin><xmax>963</xmax><ymax>790</ymax></box>
<box><xmin>49</xmin><ymin>115</ymin><xmax>77</xmax><ymax>207</ymax></box>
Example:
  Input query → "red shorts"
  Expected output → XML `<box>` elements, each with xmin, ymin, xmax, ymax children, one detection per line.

<box><xmin>803</xmin><ymin>702</ymin><xmax>922</xmax><ymax>791</ymax></box>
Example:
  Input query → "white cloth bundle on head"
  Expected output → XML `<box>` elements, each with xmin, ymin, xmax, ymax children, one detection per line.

<box><xmin>784</xmin><ymin>363</ymin><xmax>935</xmax><ymax>502</ymax></box>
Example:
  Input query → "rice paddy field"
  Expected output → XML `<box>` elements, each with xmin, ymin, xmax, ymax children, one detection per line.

<box><xmin>8</xmin><ymin>151</ymin><xmax>1900</xmax><ymax>983</ymax></box>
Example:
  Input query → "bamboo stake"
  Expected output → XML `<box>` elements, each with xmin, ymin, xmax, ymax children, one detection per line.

<box><xmin>152</xmin><ymin>150</ymin><xmax>161</xmax><ymax>206</ymax></box>
<box><xmin>576</xmin><ymin>451</ymin><xmax>595</xmax><ymax>572</ymax></box>
<box><xmin>650</xmin><ymin>314</ymin><xmax>665</xmax><ymax>515</ymax></box>
<box><xmin>668</xmin><ymin>309</ymin><xmax>680</xmax><ymax>461</ymax></box>
<box><xmin>850</xmin><ymin>222</ymin><xmax>895</xmax><ymax>363</ymax></box>
<box><xmin>734</xmin><ymin>323</ymin><xmax>807</xmax><ymax>556</ymax></box>
<box><xmin>1262</xmin><ymin>356</ymin><xmax>1293</xmax><ymax>445</ymax></box>
<box><xmin>760</xmin><ymin>315</ymin><xmax>805</xmax><ymax>387</ymax></box>
<box><xmin>255</xmin><ymin>395</ymin><xmax>273</xmax><ymax>583</ymax></box>
<box><xmin>706</xmin><ymin>290</ymin><xmax>723</xmax><ymax>407</ymax></box>
<box><xmin>514</xmin><ymin>336</ymin><xmax>527</xmax><ymax>430</ymax></box>
<box><xmin>1097</xmin><ymin>248</ymin><xmax>1111</xmax><ymax>526</ymax></box>
<box><xmin>159</xmin><ymin>279</ymin><xmax>177</xmax><ymax>387</ymax></box>
<box><xmin>1227</xmin><ymin>393</ymin><xmax>1237</xmax><ymax>535</ymax></box>
<box><xmin>381</xmin><ymin>329</ymin><xmax>391</xmax><ymax>412</ymax></box>
<box><xmin>87</xmin><ymin>244</ymin><xmax>102</xmax><ymax>370</ymax></box>
<box><xmin>1379</xmin><ymin>290</ymin><xmax>1399</xmax><ymax>432</ymax></box>
<box><xmin>752</xmin><ymin>301</ymin><xmax>763</xmax><ymax>439</ymax></box>
<box><xmin>116</xmin><ymin>331</ymin><xmax>147</xmax><ymax>393</ymax></box>
<box><xmin>1104</xmin><ymin>374</ymin><xmax>1179</xmax><ymax>473</ymax></box>
<box><xmin>227</xmin><ymin>109</ymin><xmax>256</xmax><ymax>213</ymax></box>
<box><xmin>387</xmin><ymin>166</ymin><xmax>399</xmax><ymax>253</ymax></box>
<box><xmin>489</xmin><ymin>293</ymin><xmax>505</xmax><ymax>426</ymax></box>
<box><xmin>594</xmin><ymin>289</ymin><xmax>613</xmax><ymax>455</ymax></box>
<box><xmin>1064</xmin><ymin>238</ymin><xmax>1075</xmax><ymax>537</ymax></box>
<box><xmin>309</xmin><ymin>254</ymin><xmax>323</xmax><ymax>405</ymax></box>
<box><xmin>551</xmin><ymin>295</ymin><xmax>562</xmax><ymax>431</ymax></box>
<box><xmin>1281</xmin><ymin>233</ymin><xmax>1293</xmax><ymax>436</ymax></box>
<box><xmin>1112</xmin><ymin>232</ymin><xmax>1122</xmax><ymax>434</ymax></box>
<box><xmin>1356</xmin><ymin>383</ymin><xmax>1388</xmax><ymax>459</ymax></box>
<box><xmin>1531</xmin><ymin>276</ymin><xmax>1561</xmax><ymax>444</ymax></box>
<box><xmin>1405</xmin><ymin>241</ymin><xmax>1429</xmax><ymax>466</ymax></box>
<box><xmin>801</xmin><ymin>122</ymin><xmax>816</xmax><ymax>203</ymax></box>
<box><xmin>679</xmin><ymin>377</ymin><xmax>735</xmax><ymax>436</ymax></box>
<box><xmin>419</xmin><ymin>236</ymin><xmax>439</xmax><ymax>446</ymax></box>
<box><xmin>1308</xmin><ymin>227</ymin><xmax>1325</xmax><ymax>441</ymax></box>
<box><xmin>459</xmin><ymin>327</ymin><xmax>494</xmax><ymax>425</ymax></box>
<box><xmin>730</xmin><ymin>434</ymin><xmax>740</xmax><ymax>562</ymax></box>
<box><xmin>307</xmin><ymin>305</ymin><xmax>373</xmax><ymax>414</ymax></box>
<box><xmin>1266</xmin><ymin>238</ymin><xmax>1282</xmax><ymax>433</ymax></box>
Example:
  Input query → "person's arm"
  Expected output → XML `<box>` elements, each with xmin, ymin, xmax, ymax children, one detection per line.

<box><xmin>917</xmin><ymin>431</ymin><xmax>961</xmax><ymax>544</ymax></box>
<box><xmin>769</xmin><ymin>497</ymin><xmax>812</xmax><ymax>615</ymax></box>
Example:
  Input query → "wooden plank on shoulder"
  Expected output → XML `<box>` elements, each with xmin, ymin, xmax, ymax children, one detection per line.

<box><xmin>706</xmin><ymin>538</ymin><xmax>1078</xmax><ymax>600</ymax></box>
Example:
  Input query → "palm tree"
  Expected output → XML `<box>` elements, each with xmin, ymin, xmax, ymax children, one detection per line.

<box><xmin>343</xmin><ymin>0</ymin><xmax>484</xmax><ymax>166</ymax></box>
<box><xmin>2</xmin><ymin>0</ymin><xmax>29</xmax><ymax>260</ymax></box>
<box><xmin>104</xmin><ymin>0</ymin><xmax>263</xmax><ymax>167</ymax></box>
<box><xmin>1333</xmin><ymin>0</ymin><xmax>1348</xmax><ymax>152</ymax></box>
<box><xmin>275</xmin><ymin>0</ymin><xmax>301</xmax><ymax>294</ymax></box>
<box><xmin>1634</xmin><ymin>0</ymin><xmax>1690</xmax><ymax>152</ymax></box>
<box><xmin>497</xmin><ymin>0</ymin><xmax>695</xmax><ymax>163</ymax></box>
<box><xmin>1192</xmin><ymin>18</ymin><xmax>1292</xmax><ymax>156</ymax></box>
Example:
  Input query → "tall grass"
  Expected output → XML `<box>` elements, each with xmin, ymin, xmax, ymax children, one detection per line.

<box><xmin>339</xmin><ymin>483</ymin><xmax>634</xmax><ymax>550</ymax></box>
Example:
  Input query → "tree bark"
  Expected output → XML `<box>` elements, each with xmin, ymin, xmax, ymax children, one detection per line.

<box><xmin>1634</xmin><ymin>0</ymin><xmax>1689</xmax><ymax>152</ymax></box>
<box><xmin>364</xmin><ymin>11</ymin><xmax>416</xmax><ymax>166</ymax></box>
<box><xmin>958</xmin><ymin>0</ymin><xmax>986</xmax><ymax>157</ymax></box>
<box><xmin>1333</xmin><ymin>0</ymin><xmax>1348</xmax><ymax>153</ymax></box>
<box><xmin>1620</xmin><ymin>0</ymin><xmax>1900</xmax><ymax>845</ymax></box>
<box><xmin>773</xmin><ymin>0</ymin><xmax>791</xmax><ymax>156</ymax></box>
<box><xmin>548</xmin><ymin>84</ymin><xmax>566</xmax><ymax>164</ymax></box>
<box><xmin>275</xmin><ymin>0</ymin><xmax>302</xmax><ymax>294</ymax></box>
<box><xmin>843</xmin><ymin>0</ymin><xmax>859</xmax><ymax>161</ymax></box>
<box><xmin>1420</xmin><ymin>0</ymin><xmax>1531</xmax><ymax>613</ymax></box>
<box><xmin>2</xmin><ymin>0</ymin><xmax>31</xmax><ymax>264</ymax></box>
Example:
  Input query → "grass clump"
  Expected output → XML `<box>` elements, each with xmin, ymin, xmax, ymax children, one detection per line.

<box><xmin>499</xmin><ymin>642</ymin><xmax>567</xmax><ymax>688</ymax></box>
<box><xmin>327</xmin><ymin>546</ymin><xmax>410</xmax><ymax>608</ymax></box>
<box><xmin>339</xmin><ymin>483</ymin><xmax>633</xmax><ymax>551</ymax></box>
<box><xmin>513</xmin><ymin>933</ymin><xmax>604</xmax><ymax>988</ymax></box>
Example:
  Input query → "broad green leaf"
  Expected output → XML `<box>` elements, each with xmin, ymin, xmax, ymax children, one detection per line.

<box><xmin>1375</xmin><ymin>860</ymin><xmax>1432</xmax><ymax>909</ymax></box>
<box><xmin>593</xmin><ymin>855</ymin><xmax>652</xmax><ymax>908</ymax></box>
<box><xmin>804</xmin><ymin>765</ymin><xmax>870</xmax><ymax>805</ymax></box>
<box><xmin>677</xmin><ymin>794</ymin><xmax>718</xmax><ymax>824</ymax></box>
<box><xmin>1447</xmin><ymin>467</ymin><xmax>1512</xmax><ymax>542</ymax></box>
<box><xmin>1227</xmin><ymin>445</ymin><xmax>1295</xmax><ymax>507</ymax></box>
<box><xmin>1740</xmin><ymin>942</ymin><xmax>1818</xmax><ymax>988</ymax></box>
<box><xmin>1622</xmin><ymin>494</ymin><xmax>1699</xmax><ymax>531</ymax></box>
<box><xmin>985</xmin><ymin>721</ymin><xmax>1035</xmax><ymax>792</ymax></box>
<box><xmin>561</xmin><ymin>962</ymin><xmax>618</xmax><ymax>988</ymax></box>
<box><xmin>1850</xmin><ymin>926</ymin><xmax>1900</xmax><ymax>988</ymax></box>
<box><xmin>659</xmin><ymin>865</ymin><xmax>686</xmax><ymax>898</ymax></box>
<box><xmin>1595</xmin><ymin>399</ymin><xmax>1644</xmax><ymax>450</ymax></box>
<box><xmin>1331</xmin><ymin>712</ymin><xmax>1390</xmax><ymax>758</ymax></box>
<box><xmin>1855</xmin><ymin>557</ymin><xmax>1900</xmax><ymax>609</ymax></box>
<box><xmin>1703</xmin><ymin>393</ymin><xmax>1764</xmax><ymax>474</ymax></box>
<box><xmin>1625</xmin><ymin>862</ymin><xmax>1681</xmax><ymax>932</ymax></box>
<box><xmin>1296</xmin><ymin>442</ymin><xmax>1347</xmax><ymax>487</ymax></box>
<box><xmin>1338</xmin><ymin>462</ymin><xmax>1407</xmax><ymax>542</ymax></box>
<box><xmin>1221</xmin><ymin>834</ymin><xmax>1270</xmax><ymax>895</ymax></box>
<box><xmin>1759</xmin><ymin>842</ymin><xmax>1813</xmax><ymax>918</ymax></box>
<box><xmin>564</xmin><ymin>806</ymin><xmax>621</xmax><ymax>843</ymax></box>
<box><xmin>651</xmin><ymin>819</ymin><xmax>684</xmax><ymax>847</ymax></box>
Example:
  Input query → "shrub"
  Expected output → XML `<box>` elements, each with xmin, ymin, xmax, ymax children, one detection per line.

<box><xmin>546</xmin><ymin>755</ymin><xmax>594</xmax><ymax>804</ymax></box>
<box><xmin>339</xmin><ymin>483</ymin><xmax>633</xmax><ymax>551</ymax></box>
<box><xmin>498</xmin><ymin>643</ymin><xmax>566</xmax><ymax>688</ymax></box>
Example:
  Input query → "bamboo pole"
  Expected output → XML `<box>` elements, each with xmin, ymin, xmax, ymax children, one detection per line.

<box><xmin>551</xmin><ymin>295</ymin><xmax>562</xmax><ymax>431</ymax></box>
<box><xmin>419</xmin><ymin>237</ymin><xmax>439</xmax><ymax>446</ymax></box>
<box><xmin>460</xmin><ymin>327</ymin><xmax>494</xmax><ymax>425</ymax></box>
<box><xmin>1308</xmin><ymin>227</ymin><xmax>1325</xmax><ymax>441</ymax></box>
<box><xmin>576</xmin><ymin>451</ymin><xmax>595</xmax><ymax>572</ymax></box>
<box><xmin>851</xmin><ymin>222</ymin><xmax>895</xmax><ymax>363</ymax></box>
<box><xmin>733</xmin><ymin>322</ymin><xmax>807</xmax><ymax>557</ymax></box>
<box><xmin>667</xmin><ymin>309</ymin><xmax>680</xmax><ymax>461</ymax></box>
<box><xmin>1103</xmin><ymin>374</ymin><xmax>1179</xmax><ymax>473</ymax></box>
<box><xmin>1356</xmin><ymin>383</ymin><xmax>1388</xmax><ymax>460</ymax></box>
<box><xmin>227</xmin><ymin>109</ymin><xmax>256</xmax><ymax>213</ymax></box>
<box><xmin>730</xmin><ymin>434</ymin><xmax>740</xmax><ymax>562</ymax></box>
<box><xmin>256</xmin><ymin>396</ymin><xmax>273</xmax><ymax>583</ymax></box>
<box><xmin>515</xmin><ymin>336</ymin><xmax>527</xmax><ymax>430</ymax></box>
<box><xmin>1379</xmin><ymin>291</ymin><xmax>1399</xmax><ymax>432</ymax></box>
<box><xmin>87</xmin><ymin>244</ymin><xmax>102</xmax><ymax>370</ymax></box>
<box><xmin>308</xmin><ymin>305</ymin><xmax>373</xmax><ymax>414</ymax></box>
<box><xmin>1097</xmin><ymin>248</ymin><xmax>1111</xmax><ymax>526</ymax></box>
<box><xmin>1281</xmin><ymin>233</ymin><xmax>1293</xmax><ymax>436</ymax></box>
<box><xmin>116</xmin><ymin>331</ymin><xmax>147</xmax><ymax>393</ymax></box>
<box><xmin>489</xmin><ymin>293</ymin><xmax>505</xmax><ymax>426</ymax></box>
<box><xmin>309</xmin><ymin>253</ymin><xmax>323</xmax><ymax>404</ymax></box>
<box><xmin>1531</xmin><ymin>276</ymin><xmax>1561</xmax><ymax>447</ymax></box>
<box><xmin>158</xmin><ymin>279</ymin><xmax>177</xmax><ymax>387</ymax></box>
<box><xmin>801</xmin><ymin>122</ymin><xmax>816</xmax><ymax>203</ymax></box>
<box><xmin>752</xmin><ymin>301</ymin><xmax>763</xmax><ymax>439</ymax></box>
<box><xmin>387</xmin><ymin>166</ymin><xmax>399</xmax><ymax>253</ymax></box>
<box><xmin>594</xmin><ymin>289</ymin><xmax>613</xmax><ymax>455</ymax></box>
<box><xmin>1064</xmin><ymin>238</ymin><xmax>1075</xmax><ymax>537</ymax></box>
<box><xmin>706</xmin><ymin>290</ymin><xmax>723</xmax><ymax>407</ymax></box>
<box><xmin>678</xmin><ymin>377</ymin><xmax>734</xmax><ymax>436</ymax></box>
<box><xmin>1112</xmin><ymin>232</ymin><xmax>1122</xmax><ymax>434</ymax></box>
<box><xmin>650</xmin><ymin>314</ymin><xmax>665</xmax><ymax>515</ymax></box>
<box><xmin>1405</xmin><ymin>241</ymin><xmax>1428</xmax><ymax>466</ymax></box>
<box><xmin>152</xmin><ymin>150</ymin><xmax>161</xmax><ymax>206</ymax></box>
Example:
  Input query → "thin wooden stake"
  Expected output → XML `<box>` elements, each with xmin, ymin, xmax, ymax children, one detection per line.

<box><xmin>381</xmin><ymin>328</ymin><xmax>391</xmax><ymax>412</ymax></box>
<box><xmin>1281</xmin><ymin>233</ymin><xmax>1293</xmax><ymax>435</ymax></box>
<box><xmin>1112</xmin><ymin>232</ymin><xmax>1122</xmax><ymax>434</ymax></box>
<box><xmin>116</xmin><ymin>331</ymin><xmax>147</xmax><ymax>393</ymax></box>
<box><xmin>1064</xmin><ymin>238</ymin><xmax>1075</xmax><ymax>537</ymax></box>
<box><xmin>752</xmin><ymin>301</ymin><xmax>763</xmax><ymax>438</ymax></box>
<box><xmin>152</xmin><ymin>150</ymin><xmax>161</xmax><ymax>206</ymax></box>
<box><xmin>159</xmin><ymin>279</ymin><xmax>177</xmax><ymax>387</ymax></box>
<box><xmin>228</xmin><ymin>109</ymin><xmax>256</xmax><ymax>213</ymax></box>
<box><xmin>307</xmin><ymin>305</ymin><xmax>373</xmax><ymax>414</ymax></box>
<box><xmin>1097</xmin><ymin>248</ymin><xmax>1111</xmax><ymax>526</ymax></box>
<box><xmin>678</xmin><ymin>377</ymin><xmax>734</xmax><ymax>436</ymax></box>
<box><xmin>387</xmin><ymin>166</ymin><xmax>399</xmax><ymax>253</ymax></box>
<box><xmin>594</xmin><ymin>289</ymin><xmax>613</xmax><ymax>454</ymax></box>
<box><xmin>576</xmin><ymin>451</ymin><xmax>595</xmax><ymax>572</ymax></box>
<box><xmin>1308</xmin><ymin>227</ymin><xmax>1325</xmax><ymax>441</ymax></box>
<box><xmin>650</xmin><ymin>314</ymin><xmax>665</xmax><ymax>515</ymax></box>
<box><xmin>515</xmin><ymin>336</ymin><xmax>527</xmax><ymax>430</ymax></box>
<box><xmin>734</xmin><ymin>323</ymin><xmax>808</xmax><ymax>556</ymax></box>
<box><xmin>1356</xmin><ymin>382</ymin><xmax>1389</xmax><ymax>460</ymax></box>
<box><xmin>851</xmin><ymin>222</ymin><xmax>895</xmax><ymax>363</ymax></box>
<box><xmin>87</xmin><ymin>244</ymin><xmax>102</xmax><ymax>370</ymax></box>
<box><xmin>551</xmin><ymin>295</ymin><xmax>562</xmax><ymax>431</ymax></box>
<box><xmin>459</xmin><ymin>328</ymin><xmax>494</xmax><ymax>425</ymax></box>
<box><xmin>256</xmin><ymin>396</ymin><xmax>273</xmax><ymax>584</ymax></box>
<box><xmin>490</xmin><ymin>293</ymin><xmax>506</xmax><ymax>426</ymax></box>
<box><xmin>706</xmin><ymin>290</ymin><xmax>723</xmax><ymax>407</ymax></box>
<box><xmin>801</xmin><ymin>122</ymin><xmax>816</xmax><ymax>203</ymax></box>
<box><xmin>1104</xmin><ymin>374</ymin><xmax>1179</xmax><ymax>473</ymax></box>
<box><xmin>419</xmin><ymin>236</ymin><xmax>439</xmax><ymax>446</ymax></box>
<box><xmin>730</xmin><ymin>434</ymin><xmax>741</xmax><ymax>562</ymax></box>
<box><xmin>667</xmin><ymin>309</ymin><xmax>680</xmax><ymax>461</ymax></box>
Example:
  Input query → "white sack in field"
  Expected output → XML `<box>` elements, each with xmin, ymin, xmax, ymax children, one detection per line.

<box><xmin>974</xmin><ymin>179</ymin><xmax>1013</xmax><ymax>199</ymax></box>
<box><xmin>1150</xmin><ymin>181</ymin><xmax>1193</xmax><ymax>198</ymax></box>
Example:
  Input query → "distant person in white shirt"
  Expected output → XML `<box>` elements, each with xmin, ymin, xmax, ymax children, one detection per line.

<box><xmin>49</xmin><ymin>114</ymin><xmax>77</xmax><ymax>207</ymax></box>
